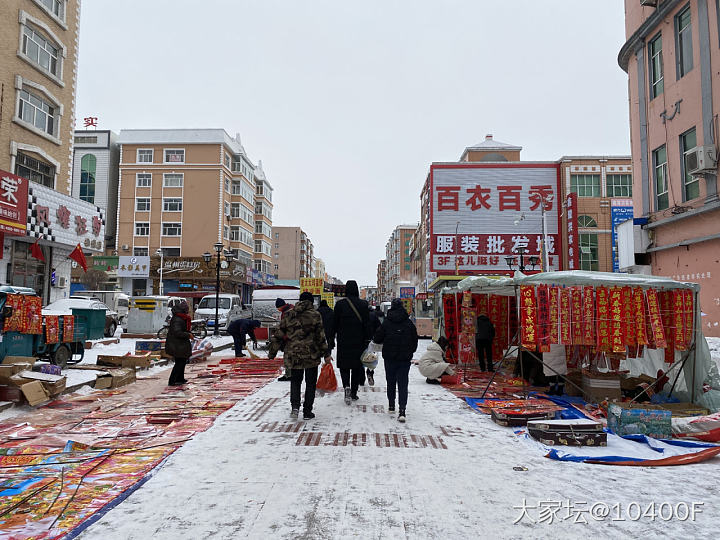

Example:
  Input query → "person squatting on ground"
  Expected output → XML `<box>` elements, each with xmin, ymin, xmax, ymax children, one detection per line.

<box><xmin>165</xmin><ymin>300</ymin><xmax>192</xmax><ymax>386</ymax></box>
<box><xmin>330</xmin><ymin>280</ymin><xmax>371</xmax><ymax>405</ymax></box>
<box><xmin>367</xmin><ymin>305</ymin><xmax>382</xmax><ymax>386</ymax></box>
<box><xmin>268</xmin><ymin>291</ymin><xmax>332</xmax><ymax>419</ymax></box>
<box><xmin>276</xmin><ymin>298</ymin><xmax>294</xmax><ymax>381</ymax></box>
<box><xmin>418</xmin><ymin>336</ymin><xmax>455</xmax><ymax>385</ymax></box>
<box><xmin>226</xmin><ymin>317</ymin><xmax>260</xmax><ymax>357</ymax></box>
<box><xmin>373</xmin><ymin>298</ymin><xmax>418</xmax><ymax>423</ymax></box>
<box><xmin>475</xmin><ymin>313</ymin><xmax>496</xmax><ymax>372</ymax></box>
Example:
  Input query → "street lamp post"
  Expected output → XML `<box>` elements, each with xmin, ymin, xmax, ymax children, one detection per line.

<box><xmin>203</xmin><ymin>243</ymin><xmax>234</xmax><ymax>336</ymax></box>
<box><xmin>156</xmin><ymin>248</ymin><xmax>164</xmax><ymax>295</ymax></box>
<box><xmin>504</xmin><ymin>247</ymin><xmax>540</xmax><ymax>273</ymax></box>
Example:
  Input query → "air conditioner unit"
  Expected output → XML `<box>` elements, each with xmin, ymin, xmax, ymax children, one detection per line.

<box><xmin>56</xmin><ymin>277</ymin><xmax>66</xmax><ymax>288</ymax></box>
<box><xmin>640</xmin><ymin>0</ymin><xmax>657</xmax><ymax>6</ymax></box>
<box><xmin>121</xmin><ymin>244</ymin><xmax>130</xmax><ymax>251</ymax></box>
<box><xmin>687</xmin><ymin>145</ymin><xmax>718</xmax><ymax>174</ymax></box>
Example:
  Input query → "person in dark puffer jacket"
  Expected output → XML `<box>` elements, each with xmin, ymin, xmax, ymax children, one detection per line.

<box><xmin>165</xmin><ymin>300</ymin><xmax>193</xmax><ymax>386</ymax></box>
<box><xmin>373</xmin><ymin>298</ymin><xmax>418</xmax><ymax>423</ymax></box>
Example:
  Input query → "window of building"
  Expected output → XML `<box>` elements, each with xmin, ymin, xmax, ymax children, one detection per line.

<box><xmin>133</xmin><ymin>247</ymin><xmax>148</xmax><ymax>256</ymax></box>
<box><xmin>274</xmin><ymin>264</ymin><xmax>279</xmax><ymax>270</ymax></box>
<box><xmin>255</xmin><ymin>221</ymin><xmax>263</xmax><ymax>234</ymax></box>
<box><xmin>21</xmin><ymin>25</ymin><xmax>60</xmax><ymax>78</ymax></box>
<box><xmin>224</xmin><ymin>201</ymin><xmax>230</xmax><ymax>216</ymax></box>
<box><xmin>15</xmin><ymin>151</ymin><xmax>54</xmax><ymax>188</ymax></box>
<box><xmin>223</xmin><ymin>225</ymin><xmax>229</xmax><ymax>240</ymax></box>
<box><xmin>224</xmin><ymin>176</ymin><xmax>230</xmax><ymax>193</ymax></box>
<box><xmin>164</xmin><ymin>149</ymin><xmax>185</xmax><ymax>163</ymax></box>
<box><xmin>578</xmin><ymin>215</ymin><xmax>598</xmax><ymax>228</ymax></box>
<box><xmin>224</xmin><ymin>153</ymin><xmax>230</xmax><ymax>168</ymax></box>
<box><xmin>240</xmin><ymin>205</ymin><xmax>253</xmax><ymax>224</ymax></box>
<box><xmin>74</xmin><ymin>135</ymin><xmax>97</xmax><ymax>144</ymax></box>
<box><xmin>11</xmin><ymin>241</ymin><xmax>47</xmax><ymax>298</ymax></box>
<box><xmin>17</xmin><ymin>88</ymin><xmax>56</xmax><ymax>137</ymax></box>
<box><xmin>569</xmin><ymin>174</ymin><xmax>601</xmax><ymax>197</ymax></box>
<box><xmin>648</xmin><ymin>33</ymin><xmax>664</xmax><ymax>99</ymax></box>
<box><xmin>162</xmin><ymin>222</ymin><xmax>182</xmax><ymax>236</ymax></box>
<box><xmin>37</xmin><ymin>0</ymin><xmax>65</xmax><ymax>20</ymax></box>
<box><xmin>230</xmin><ymin>203</ymin><xmax>240</xmax><ymax>218</ymax></box>
<box><xmin>230</xmin><ymin>226</ymin><xmax>240</xmax><ymax>241</ymax></box>
<box><xmin>231</xmin><ymin>179</ymin><xmax>242</xmax><ymax>195</ymax></box>
<box><xmin>163</xmin><ymin>198</ymin><xmax>182</xmax><ymax>212</ymax></box>
<box><xmin>135</xmin><ymin>222</ymin><xmax>149</xmax><ymax>236</ymax></box>
<box><xmin>274</xmin><ymin>242</ymin><xmax>279</xmax><ymax>249</ymax></box>
<box><xmin>579</xmin><ymin>233</ymin><xmax>599</xmax><ymax>271</ymax></box>
<box><xmin>681</xmin><ymin>127</ymin><xmax>699</xmax><ymax>200</ymax></box>
<box><xmin>160</xmin><ymin>247</ymin><xmax>180</xmax><ymax>257</ymax></box>
<box><xmin>137</xmin><ymin>149</ymin><xmax>153</xmax><ymax>163</ymax></box>
<box><xmin>163</xmin><ymin>173</ymin><xmax>183</xmax><ymax>187</ymax></box>
<box><xmin>275</xmin><ymin>233</ymin><xmax>279</xmax><ymax>239</ymax></box>
<box><xmin>136</xmin><ymin>173</ymin><xmax>151</xmax><ymax>187</ymax></box>
<box><xmin>136</xmin><ymin>198</ymin><xmax>150</xmax><ymax>212</ymax></box>
<box><xmin>78</xmin><ymin>154</ymin><xmax>96</xmax><ymax>203</ymax></box>
<box><xmin>274</xmin><ymin>253</ymin><xmax>279</xmax><ymax>259</ymax></box>
<box><xmin>606</xmin><ymin>174</ymin><xmax>633</xmax><ymax>197</ymax></box>
<box><xmin>255</xmin><ymin>240</ymin><xmax>262</xmax><ymax>252</ymax></box>
<box><xmin>675</xmin><ymin>5</ymin><xmax>693</xmax><ymax>78</ymax></box>
<box><xmin>653</xmin><ymin>145</ymin><xmax>669</xmax><ymax>211</ymax></box>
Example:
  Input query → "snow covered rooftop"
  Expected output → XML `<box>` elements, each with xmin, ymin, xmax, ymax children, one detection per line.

<box><xmin>118</xmin><ymin>129</ymin><xmax>247</xmax><ymax>156</ymax></box>
<box><xmin>460</xmin><ymin>134</ymin><xmax>522</xmax><ymax>161</ymax></box>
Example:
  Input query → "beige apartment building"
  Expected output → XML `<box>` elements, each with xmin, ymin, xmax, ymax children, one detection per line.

<box><xmin>619</xmin><ymin>0</ymin><xmax>720</xmax><ymax>336</ymax></box>
<box><xmin>253</xmin><ymin>161</ymin><xmax>274</xmax><ymax>276</ymax></box>
<box><xmin>272</xmin><ymin>226</ymin><xmax>314</xmax><ymax>280</ymax></box>
<box><xmin>383</xmin><ymin>225</ymin><xmax>417</xmax><ymax>299</ymax></box>
<box><xmin>117</xmin><ymin>129</ymin><xmax>272</xmax><ymax>299</ymax></box>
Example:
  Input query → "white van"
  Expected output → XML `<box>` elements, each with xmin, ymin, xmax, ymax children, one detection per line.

<box><xmin>195</xmin><ymin>294</ymin><xmax>250</xmax><ymax>331</ymax></box>
<box><xmin>252</xmin><ymin>288</ymin><xmax>301</xmax><ymax>321</ymax></box>
<box><xmin>71</xmin><ymin>290</ymin><xmax>130</xmax><ymax>327</ymax></box>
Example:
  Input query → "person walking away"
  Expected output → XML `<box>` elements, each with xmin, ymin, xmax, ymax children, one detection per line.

<box><xmin>373</xmin><ymin>298</ymin><xmax>418</xmax><ymax>422</ymax></box>
<box><xmin>226</xmin><ymin>318</ymin><xmax>261</xmax><ymax>357</ymax></box>
<box><xmin>165</xmin><ymin>300</ymin><xmax>193</xmax><ymax>386</ymax></box>
<box><xmin>475</xmin><ymin>313</ymin><xmax>495</xmax><ymax>372</ymax></box>
<box><xmin>375</xmin><ymin>305</ymin><xmax>384</xmax><ymax>324</ymax></box>
<box><xmin>276</xmin><ymin>298</ymin><xmax>294</xmax><ymax>381</ymax></box>
<box><xmin>330</xmin><ymin>280</ymin><xmax>371</xmax><ymax>404</ymax></box>
<box><xmin>268</xmin><ymin>292</ymin><xmax>331</xmax><ymax>419</ymax></box>
<box><xmin>318</xmin><ymin>299</ymin><xmax>335</xmax><ymax>350</ymax></box>
<box><xmin>366</xmin><ymin>305</ymin><xmax>382</xmax><ymax>386</ymax></box>
<box><xmin>418</xmin><ymin>336</ymin><xmax>455</xmax><ymax>384</ymax></box>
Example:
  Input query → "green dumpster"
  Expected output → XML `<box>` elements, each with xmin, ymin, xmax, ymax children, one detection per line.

<box><xmin>71</xmin><ymin>308</ymin><xmax>106</xmax><ymax>341</ymax></box>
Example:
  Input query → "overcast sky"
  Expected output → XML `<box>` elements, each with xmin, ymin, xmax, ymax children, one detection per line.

<box><xmin>76</xmin><ymin>0</ymin><xmax>630</xmax><ymax>285</ymax></box>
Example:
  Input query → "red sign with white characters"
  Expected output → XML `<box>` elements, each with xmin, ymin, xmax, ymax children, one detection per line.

<box><xmin>0</xmin><ymin>170</ymin><xmax>29</xmax><ymax>235</ymax></box>
<box><xmin>566</xmin><ymin>192</ymin><xmax>579</xmax><ymax>270</ymax></box>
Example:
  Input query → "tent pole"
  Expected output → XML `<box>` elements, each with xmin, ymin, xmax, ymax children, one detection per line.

<box><xmin>523</xmin><ymin>348</ymin><xmax>585</xmax><ymax>397</ymax></box>
<box><xmin>665</xmin><ymin>346</ymin><xmax>694</xmax><ymax>399</ymax></box>
<box><xmin>480</xmin><ymin>327</ymin><xmax>518</xmax><ymax>399</ymax></box>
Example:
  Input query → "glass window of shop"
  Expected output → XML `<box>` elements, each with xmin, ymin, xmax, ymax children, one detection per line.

<box><xmin>11</xmin><ymin>241</ymin><xmax>49</xmax><ymax>300</ymax></box>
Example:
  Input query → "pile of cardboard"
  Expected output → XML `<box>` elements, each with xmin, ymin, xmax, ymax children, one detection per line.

<box><xmin>69</xmin><ymin>365</ymin><xmax>137</xmax><ymax>389</ymax></box>
<box><xmin>0</xmin><ymin>356</ymin><xmax>63</xmax><ymax>406</ymax></box>
<box><xmin>97</xmin><ymin>351</ymin><xmax>153</xmax><ymax>369</ymax></box>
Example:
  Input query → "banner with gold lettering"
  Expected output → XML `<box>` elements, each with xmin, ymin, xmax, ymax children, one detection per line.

<box><xmin>633</xmin><ymin>287</ymin><xmax>648</xmax><ymax>346</ymax></box>
<box><xmin>520</xmin><ymin>285</ymin><xmax>537</xmax><ymax>350</ymax></box>
<box><xmin>536</xmin><ymin>285</ymin><xmax>551</xmax><ymax>352</ymax></box>
<box><xmin>673</xmin><ymin>289</ymin><xmax>687</xmax><ymax>351</ymax></box>
<box><xmin>570</xmin><ymin>286</ymin><xmax>583</xmax><ymax>345</ymax></box>
<box><xmin>473</xmin><ymin>293</ymin><xmax>488</xmax><ymax>315</ymax></box>
<box><xmin>645</xmin><ymin>289</ymin><xmax>666</xmax><ymax>349</ymax></box>
<box><xmin>549</xmin><ymin>286</ymin><xmax>559</xmax><ymax>345</ymax></box>
<box><xmin>582</xmin><ymin>286</ymin><xmax>594</xmax><ymax>346</ymax></box>
<box><xmin>559</xmin><ymin>288</ymin><xmax>571</xmax><ymax>345</ymax></box>
<box><xmin>683</xmin><ymin>289</ymin><xmax>694</xmax><ymax>347</ymax></box>
<box><xmin>442</xmin><ymin>293</ymin><xmax>458</xmax><ymax>363</ymax></box>
<box><xmin>621</xmin><ymin>286</ymin><xmax>635</xmax><ymax>346</ymax></box>
<box><xmin>659</xmin><ymin>290</ymin><xmax>675</xmax><ymax>362</ymax></box>
<box><xmin>595</xmin><ymin>286</ymin><xmax>610</xmax><ymax>352</ymax></box>
<box><xmin>609</xmin><ymin>287</ymin><xmax>624</xmax><ymax>353</ymax></box>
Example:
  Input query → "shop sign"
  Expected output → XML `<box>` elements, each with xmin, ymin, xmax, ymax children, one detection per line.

<box><xmin>26</xmin><ymin>182</ymin><xmax>105</xmax><ymax>252</ymax></box>
<box><xmin>416</xmin><ymin>293</ymin><xmax>428</xmax><ymax>300</ymax></box>
<box><xmin>301</xmin><ymin>278</ymin><xmax>324</xmax><ymax>295</ymax></box>
<box><xmin>399</xmin><ymin>287</ymin><xmax>416</xmax><ymax>299</ymax></box>
<box><xmin>0</xmin><ymin>169</ymin><xmax>29</xmax><ymax>235</ymax></box>
<box><xmin>91</xmin><ymin>255</ymin><xmax>119</xmax><ymax>272</ymax></box>
<box><xmin>566</xmin><ymin>193</ymin><xmax>579</xmax><ymax>270</ymax></box>
<box><xmin>117</xmin><ymin>256</ymin><xmax>150</xmax><ymax>277</ymax></box>
<box><xmin>610</xmin><ymin>199</ymin><xmax>634</xmax><ymax>272</ymax></box>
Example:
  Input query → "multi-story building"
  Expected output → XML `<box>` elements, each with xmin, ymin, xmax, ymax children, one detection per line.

<box><xmin>0</xmin><ymin>1</ymin><xmax>107</xmax><ymax>303</ymax></box>
<box><xmin>253</xmin><ymin>160</ymin><xmax>274</xmax><ymax>277</ymax></box>
<box><xmin>377</xmin><ymin>260</ymin><xmax>387</xmax><ymax>301</ymax></box>
<box><xmin>71</xmin><ymin>130</ymin><xmax>120</xmax><ymax>250</ymax></box>
<box><xmin>619</xmin><ymin>0</ymin><xmax>720</xmax><ymax>336</ymax></box>
<box><xmin>116</xmin><ymin>129</ymin><xmax>267</xmax><ymax>299</ymax></box>
<box><xmin>383</xmin><ymin>225</ymin><xmax>417</xmax><ymax>299</ymax></box>
<box><xmin>272</xmin><ymin>226</ymin><xmax>314</xmax><ymax>280</ymax></box>
<box><xmin>314</xmin><ymin>257</ymin><xmax>326</xmax><ymax>281</ymax></box>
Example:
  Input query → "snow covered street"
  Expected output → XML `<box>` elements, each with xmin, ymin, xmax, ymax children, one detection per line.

<box><xmin>76</xmin><ymin>340</ymin><xmax>720</xmax><ymax>539</ymax></box>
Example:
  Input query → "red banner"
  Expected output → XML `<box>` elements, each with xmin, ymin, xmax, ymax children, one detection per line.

<box><xmin>645</xmin><ymin>289</ymin><xmax>666</xmax><ymax>349</ymax></box>
<box><xmin>537</xmin><ymin>285</ymin><xmax>551</xmax><ymax>352</ymax></box>
<box><xmin>570</xmin><ymin>287</ymin><xmax>583</xmax><ymax>345</ymax></box>
<box><xmin>683</xmin><ymin>290</ymin><xmax>694</xmax><ymax>346</ymax></box>
<box><xmin>63</xmin><ymin>315</ymin><xmax>75</xmax><ymax>343</ymax></box>
<box><xmin>520</xmin><ymin>286</ymin><xmax>537</xmax><ymax>350</ymax></box>
<box><xmin>549</xmin><ymin>286</ymin><xmax>559</xmax><ymax>345</ymax></box>
<box><xmin>659</xmin><ymin>290</ymin><xmax>675</xmax><ymax>362</ymax></box>
<box><xmin>559</xmin><ymin>288</ymin><xmax>571</xmax><ymax>345</ymax></box>
<box><xmin>0</xmin><ymin>169</ymin><xmax>29</xmax><ymax>235</ymax></box>
<box><xmin>45</xmin><ymin>315</ymin><xmax>60</xmax><ymax>344</ymax></box>
<box><xmin>566</xmin><ymin>192</ymin><xmax>580</xmax><ymax>270</ymax></box>
<box><xmin>443</xmin><ymin>294</ymin><xmax>458</xmax><ymax>363</ymax></box>
<box><xmin>488</xmin><ymin>294</ymin><xmax>504</xmax><ymax>360</ymax></box>
<box><xmin>633</xmin><ymin>287</ymin><xmax>648</xmax><ymax>346</ymax></box>
<box><xmin>610</xmin><ymin>287</ymin><xmax>624</xmax><ymax>353</ymax></box>
<box><xmin>596</xmin><ymin>286</ymin><xmax>611</xmax><ymax>352</ymax></box>
<box><xmin>621</xmin><ymin>286</ymin><xmax>635</xmax><ymax>346</ymax></box>
<box><xmin>472</xmin><ymin>293</ymin><xmax>488</xmax><ymax>315</ymax></box>
<box><xmin>459</xmin><ymin>306</ymin><xmax>477</xmax><ymax>364</ymax></box>
<box><xmin>26</xmin><ymin>296</ymin><xmax>42</xmax><ymax>335</ymax></box>
<box><xmin>674</xmin><ymin>290</ymin><xmax>687</xmax><ymax>351</ymax></box>
<box><xmin>582</xmin><ymin>286</ymin><xmax>595</xmax><ymax>346</ymax></box>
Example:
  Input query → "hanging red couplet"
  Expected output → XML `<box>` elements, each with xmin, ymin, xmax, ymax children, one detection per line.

<box><xmin>659</xmin><ymin>290</ymin><xmax>675</xmax><ymax>362</ymax></box>
<box><xmin>582</xmin><ymin>286</ymin><xmax>595</xmax><ymax>346</ymax></box>
<box><xmin>536</xmin><ymin>285</ymin><xmax>551</xmax><ymax>353</ymax></box>
<box><xmin>571</xmin><ymin>286</ymin><xmax>583</xmax><ymax>345</ymax></box>
<box><xmin>520</xmin><ymin>286</ymin><xmax>537</xmax><ymax>350</ymax></box>
<box><xmin>63</xmin><ymin>315</ymin><xmax>75</xmax><ymax>343</ymax></box>
<box><xmin>609</xmin><ymin>287</ymin><xmax>625</xmax><ymax>353</ymax></box>
<box><xmin>596</xmin><ymin>286</ymin><xmax>611</xmax><ymax>352</ymax></box>
<box><xmin>621</xmin><ymin>286</ymin><xmax>635</xmax><ymax>346</ymax></box>
<box><xmin>473</xmin><ymin>293</ymin><xmax>488</xmax><ymax>315</ymax></box>
<box><xmin>634</xmin><ymin>287</ymin><xmax>648</xmax><ymax>346</ymax></box>
<box><xmin>26</xmin><ymin>296</ymin><xmax>43</xmax><ymax>335</ymax></box>
<box><xmin>488</xmin><ymin>294</ymin><xmax>504</xmax><ymax>360</ymax></box>
<box><xmin>549</xmin><ymin>286</ymin><xmax>559</xmax><ymax>345</ymax></box>
<box><xmin>683</xmin><ymin>290</ymin><xmax>694</xmax><ymax>346</ymax></box>
<box><xmin>559</xmin><ymin>288</ymin><xmax>572</xmax><ymax>345</ymax></box>
<box><xmin>645</xmin><ymin>289</ymin><xmax>667</xmax><ymax>349</ymax></box>
<box><xmin>443</xmin><ymin>293</ymin><xmax>459</xmax><ymax>363</ymax></box>
<box><xmin>45</xmin><ymin>315</ymin><xmax>60</xmax><ymax>344</ymax></box>
<box><xmin>673</xmin><ymin>290</ymin><xmax>687</xmax><ymax>350</ymax></box>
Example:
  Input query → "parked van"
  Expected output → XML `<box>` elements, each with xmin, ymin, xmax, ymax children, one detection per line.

<box><xmin>70</xmin><ymin>290</ymin><xmax>130</xmax><ymax>328</ymax></box>
<box><xmin>195</xmin><ymin>294</ymin><xmax>250</xmax><ymax>332</ymax></box>
<box><xmin>252</xmin><ymin>288</ymin><xmax>301</xmax><ymax>321</ymax></box>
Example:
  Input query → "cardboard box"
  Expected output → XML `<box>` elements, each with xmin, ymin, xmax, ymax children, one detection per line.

<box><xmin>97</xmin><ymin>353</ymin><xmax>152</xmax><ymax>369</ymax></box>
<box><xmin>3</xmin><ymin>356</ymin><xmax>37</xmax><ymax>366</ymax></box>
<box><xmin>106</xmin><ymin>368</ymin><xmax>136</xmax><ymax>389</ymax></box>
<box><xmin>15</xmin><ymin>371</ymin><xmax>66</xmax><ymax>397</ymax></box>
<box><xmin>94</xmin><ymin>374</ymin><xmax>112</xmax><ymax>389</ymax></box>
<box><xmin>20</xmin><ymin>381</ymin><xmax>49</xmax><ymax>406</ymax></box>
<box><xmin>608</xmin><ymin>401</ymin><xmax>672</xmax><ymax>439</ymax></box>
<box><xmin>582</xmin><ymin>370</ymin><xmax>622</xmax><ymax>402</ymax></box>
<box><xmin>0</xmin><ymin>363</ymin><xmax>30</xmax><ymax>385</ymax></box>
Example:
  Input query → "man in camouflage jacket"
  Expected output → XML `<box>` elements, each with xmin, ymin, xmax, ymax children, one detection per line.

<box><xmin>269</xmin><ymin>292</ymin><xmax>332</xmax><ymax>419</ymax></box>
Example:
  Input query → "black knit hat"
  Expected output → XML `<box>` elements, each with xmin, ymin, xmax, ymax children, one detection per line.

<box><xmin>275</xmin><ymin>298</ymin><xmax>286</xmax><ymax>308</ymax></box>
<box><xmin>299</xmin><ymin>291</ymin><xmax>314</xmax><ymax>303</ymax></box>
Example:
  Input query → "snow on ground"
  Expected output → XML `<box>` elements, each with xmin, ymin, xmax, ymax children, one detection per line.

<box><xmin>708</xmin><ymin>337</ymin><xmax>720</xmax><ymax>370</ymax></box>
<box><xmin>78</xmin><ymin>340</ymin><xmax>720</xmax><ymax>540</ymax></box>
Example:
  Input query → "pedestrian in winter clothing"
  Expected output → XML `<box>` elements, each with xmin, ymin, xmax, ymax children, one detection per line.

<box><xmin>375</xmin><ymin>305</ymin><xmax>384</xmax><ymax>324</ymax></box>
<box><xmin>475</xmin><ymin>313</ymin><xmax>496</xmax><ymax>371</ymax></box>
<box><xmin>373</xmin><ymin>298</ymin><xmax>418</xmax><ymax>422</ymax></box>
<box><xmin>318</xmin><ymin>300</ymin><xmax>335</xmax><ymax>350</ymax></box>
<box><xmin>276</xmin><ymin>298</ymin><xmax>295</xmax><ymax>381</ymax></box>
<box><xmin>330</xmin><ymin>280</ymin><xmax>371</xmax><ymax>404</ymax></box>
<box><xmin>268</xmin><ymin>291</ymin><xmax>331</xmax><ymax>419</ymax></box>
<box><xmin>226</xmin><ymin>318</ymin><xmax>261</xmax><ymax>357</ymax></box>
<box><xmin>418</xmin><ymin>336</ymin><xmax>455</xmax><ymax>384</ymax></box>
<box><xmin>366</xmin><ymin>306</ymin><xmax>382</xmax><ymax>386</ymax></box>
<box><xmin>165</xmin><ymin>300</ymin><xmax>192</xmax><ymax>386</ymax></box>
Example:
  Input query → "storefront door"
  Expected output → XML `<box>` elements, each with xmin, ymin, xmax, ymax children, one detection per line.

<box><xmin>10</xmin><ymin>241</ymin><xmax>49</xmax><ymax>301</ymax></box>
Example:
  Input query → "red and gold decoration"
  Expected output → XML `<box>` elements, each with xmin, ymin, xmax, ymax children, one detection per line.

<box><xmin>63</xmin><ymin>315</ymin><xmax>75</xmax><ymax>343</ymax></box>
<box><xmin>609</xmin><ymin>287</ymin><xmax>624</xmax><ymax>353</ymax></box>
<box><xmin>570</xmin><ymin>287</ymin><xmax>583</xmax><ymax>345</ymax></box>
<box><xmin>595</xmin><ymin>286</ymin><xmax>610</xmax><ymax>352</ymax></box>
<box><xmin>45</xmin><ymin>315</ymin><xmax>60</xmax><ymax>344</ymax></box>
<box><xmin>582</xmin><ymin>286</ymin><xmax>595</xmax><ymax>346</ymax></box>
<box><xmin>634</xmin><ymin>287</ymin><xmax>648</xmax><ymax>346</ymax></box>
<box><xmin>559</xmin><ymin>288</ymin><xmax>571</xmax><ymax>345</ymax></box>
<box><xmin>520</xmin><ymin>286</ymin><xmax>537</xmax><ymax>349</ymax></box>
<box><xmin>645</xmin><ymin>289</ymin><xmax>667</xmax><ymax>349</ymax></box>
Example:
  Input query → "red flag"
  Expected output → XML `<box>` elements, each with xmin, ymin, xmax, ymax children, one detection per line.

<box><xmin>30</xmin><ymin>239</ymin><xmax>45</xmax><ymax>262</ymax></box>
<box><xmin>68</xmin><ymin>243</ymin><xmax>88</xmax><ymax>272</ymax></box>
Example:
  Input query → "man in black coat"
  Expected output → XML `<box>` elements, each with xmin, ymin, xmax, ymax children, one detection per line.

<box><xmin>373</xmin><ymin>298</ymin><xmax>418</xmax><ymax>422</ymax></box>
<box><xmin>330</xmin><ymin>280</ymin><xmax>371</xmax><ymax>404</ymax></box>
<box><xmin>317</xmin><ymin>300</ymin><xmax>335</xmax><ymax>350</ymax></box>
<box><xmin>165</xmin><ymin>300</ymin><xmax>193</xmax><ymax>386</ymax></box>
<box><xmin>475</xmin><ymin>313</ymin><xmax>496</xmax><ymax>372</ymax></box>
<box><xmin>227</xmin><ymin>318</ymin><xmax>261</xmax><ymax>358</ymax></box>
